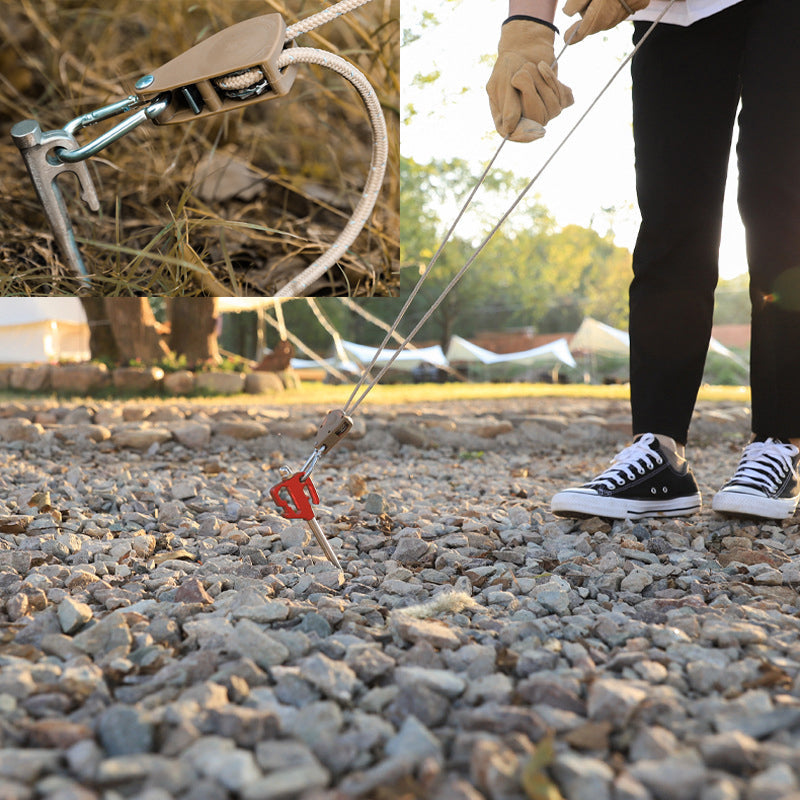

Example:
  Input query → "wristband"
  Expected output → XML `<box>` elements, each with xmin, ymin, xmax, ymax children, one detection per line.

<box><xmin>502</xmin><ymin>15</ymin><xmax>559</xmax><ymax>34</ymax></box>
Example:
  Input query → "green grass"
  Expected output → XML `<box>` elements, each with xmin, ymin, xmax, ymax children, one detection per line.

<box><xmin>272</xmin><ymin>381</ymin><xmax>751</xmax><ymax>407</ymax></box>
<box><xmin>0</xmin><ymin>381</ymin><xmax>750</xmax><ymax>408</ymax></box>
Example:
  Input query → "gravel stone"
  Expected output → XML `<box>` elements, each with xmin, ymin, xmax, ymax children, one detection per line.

<box><xmin>0</xmin><ymin>395</ymin><xmax>795</xmax><ymax>799</ymax></box>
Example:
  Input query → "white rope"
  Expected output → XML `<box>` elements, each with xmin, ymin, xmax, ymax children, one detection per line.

<box><xmin>338</xmin><ymin>297</ymin><xmax>467</xmax><ymax>382</ymax></box>
<box><xmin>263</xmin><ymin>307</ymin><xmax>354</xmax><ymax>383</ymax></box>
<box><xmin>207</xmin><ymin>0</ymin><xmax>388</xmax><ymax>296</ymax></box>
<box><xmin>341</xmin><ymin>0</ymin><xmax>677</xmax><ymax>415</ymax></box>
<box><xmin>339</xmin><ymin>296</ymin><xmax>414</xmax><ymax>349</ymax></box>
<box><xmin>306</xmin><ymin>298</ymin><xmax>350</xmax><ymax>364</ymax></box>
<box><xmin>273</xmin><ymin>297</ymin><xmax>287</xmax><ymax>339</ymax></box>
<box><xmin>284</xmin><ymin>0</ymin><xmax>375</xmax><ymax>41</ymax></box>
<box><xmin>341</xmin><ymin>144</ymin><xmax>508</xmax><ymax>414</ymax></box>
<box><xmin>270</xmin><ymin>47</ymin><xmax>388</xmax><ymax>297</ymax></box>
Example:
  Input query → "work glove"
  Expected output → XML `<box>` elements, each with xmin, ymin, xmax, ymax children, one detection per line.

<box><xmin>486</xmin><ymin>18</ymin><xmax>574</xmax><ymax>143</ymax></box>
<box><xmin>563</xmin><ymin>0</ymin><xmax>651</xmax><ymax>44</ymax></box>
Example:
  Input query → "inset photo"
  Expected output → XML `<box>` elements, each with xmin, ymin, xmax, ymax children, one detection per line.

<box><xmin>1</xmin><ymin>0</ymin><xmax>399</xmax><ymax>296</ymax></box>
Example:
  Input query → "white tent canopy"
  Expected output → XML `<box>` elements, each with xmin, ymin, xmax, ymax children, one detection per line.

<box><xmin>446</xmin><ymin>335</ymin><xmax>576</xmax><ymax>369</ymax></box>
<box><xmin>707</xmin><ymin>337</ymin><xmax>748</xmax><ymax>369</ymax></box>
<box><xmin>570</xmin><ymin>317</ymin><xmax>746</xmax><ymax>368</ymax></box>
<box><xmin>340</xmin><ymin>340</ymin><xmax>448</xmax><ymax>372</ymax></box>
<box><xmin>0</xmin><ymin>298</ymin><xmax>90</xmax><ymax>364</ymax></box>
<box><xmin>570</xmin><ymin>317</ymin><xmax>629</xmax><ymax>356</ymax></box>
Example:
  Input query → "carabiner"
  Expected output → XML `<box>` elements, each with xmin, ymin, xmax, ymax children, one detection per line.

<box><xmin>55</xmin><ymin>94</ymin><xmax>171</xmax><ymax>164</ymax></box>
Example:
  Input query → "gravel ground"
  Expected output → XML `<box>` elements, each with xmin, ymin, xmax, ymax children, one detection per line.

<box><xmin>2</xmin><ymin>394</ymin><xmax>800</xmax><ymax>800</ymax></box>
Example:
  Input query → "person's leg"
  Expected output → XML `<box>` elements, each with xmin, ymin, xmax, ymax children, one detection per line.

<box><xmin>712</xmin><ymin>0</ymin><xmax>800</xmax><ymax>520</ymax></box>
<box><xmin>737</xmin><ymin>0</ymin><xmax>800</xmax><ymax>440</ymax></box>
<box><xmin>551</xmin><ymin>8</ymin><xmax>747</xmax><ymax>520</ymax></box>
<box><xmin>629</xmin><ymin>9</ymin><xmax>746</xmax><ymax>444</ymax></box>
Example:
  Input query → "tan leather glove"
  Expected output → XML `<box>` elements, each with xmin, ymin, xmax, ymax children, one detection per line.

<box><xmin>563</xmin><ymin>0</ymin><xmax>651</xmax><ymax>44</ymax></box>
<box><xmin>486</xmin><ymin>18</ymin><xmax>574</xmax><ymax>143</ymax></box>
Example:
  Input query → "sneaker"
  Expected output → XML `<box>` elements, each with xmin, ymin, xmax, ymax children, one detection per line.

<box><xmin>711</xmin><ymin>438</ymin><xmax>800</xmax><ymax>520</ymax></box>
<box><xmin>550</xmin><ymin>433</ymin><xmax>702</xmax><ymax>520</ymax></box>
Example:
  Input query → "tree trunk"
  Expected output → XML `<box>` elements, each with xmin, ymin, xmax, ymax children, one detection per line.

<box><xmin>168</xmin><ymin>298</ymin><xmax>220</xmax><ymax>367</ymax></box>
<box><xmin>79</xmin><ymin>298</ymin><xmax>119</xmax><ymax>363</ymax></box>
<box><xmin>105</xmin><ymin>299</ymin><xmax>170</xmax><ymax>364</ymax></box>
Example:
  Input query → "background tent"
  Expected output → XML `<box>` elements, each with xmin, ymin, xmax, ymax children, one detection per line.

<box><xmin>571</xmin><ymin>316</ymin><xmax>746</xmax><ymax>364</ymax></box>
<box><xmin>570</xmin><ymin>316</ymin><xmax>748</xmax><ymax>382</ymax></box>
<box><xmin>0</xmin><ymin>298</ymin><xmax>90</xmax><ymax>364</ymax></box>
<box><xmin>446</xmin><ymin>335</ymin><xmax>576</xmax><ymax>369</ymax></box>
<box><xmin>341</xmin><ymin>340</ymin><xmax>448</xmax><ymax>372</ymax></box>
<box><xmin>569</xmin><ymin>317</ymin><xmax>630</xmax><ymax>356</ymax></box>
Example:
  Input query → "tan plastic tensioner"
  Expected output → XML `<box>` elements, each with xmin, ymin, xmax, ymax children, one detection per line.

<box><xmin>135</xmin><ymin>13</ymin><xmax>298</xmax><ymax>124</ymax></box>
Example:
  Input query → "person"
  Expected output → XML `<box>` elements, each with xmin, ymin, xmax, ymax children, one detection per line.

<box><xmin>487</xmin><ymin>0</ymin><xmax>800</xmax><ymax>521</ymax></box>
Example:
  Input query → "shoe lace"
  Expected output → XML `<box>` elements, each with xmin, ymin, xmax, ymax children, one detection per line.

<box><xmin>587</xmin><ymin>433</ymin><xmax>664</xmax><ymax>491</ymax></box>
<box><xmin>728</xmin><ymin>438</ymin><xmax>799</xmax><ymax>493</ymax></box>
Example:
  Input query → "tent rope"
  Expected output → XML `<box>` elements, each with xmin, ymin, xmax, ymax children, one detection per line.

<box><xmin>273</xmin><ymin>298</ymin><xmax>288</xmax><ymax>340</ymax></box>
<box><xmin>306</xmin><ymin>298</ymin><xmax>350</xmax><ymax>365</ymax></box>
<box><xmin>262</xmin><ymin>308</ymin><xmax>353</xmax><ymax>384</ymax></box>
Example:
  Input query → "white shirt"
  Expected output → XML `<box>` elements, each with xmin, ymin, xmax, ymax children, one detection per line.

<box><xmin>633</xmin><ymin>0</ymin><xmax>745</xmax><ymax>26</ymax></box>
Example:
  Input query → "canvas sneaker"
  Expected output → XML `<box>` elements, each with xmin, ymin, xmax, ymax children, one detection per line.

<box><xmin>711</xmin><ymin>437</ymin><xmax>800</xmax><ymax>520</ymax></box>
<box><xmin>550</xmin><ymin>433</ymin><xmax>702</xmax><ymax>520</ymax></box>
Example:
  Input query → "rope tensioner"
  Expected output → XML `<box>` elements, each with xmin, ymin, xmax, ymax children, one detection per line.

<box><xmin>269</xmin><ymin>409</ymin><xmax>353</xmax><ymax>571</ymax></box>
<box><xmin>11</xmin><ymin>1</ymin><xmax>387</xmax><ymax>293</ymax></box>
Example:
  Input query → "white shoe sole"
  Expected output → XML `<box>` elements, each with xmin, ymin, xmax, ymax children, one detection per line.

<box><xmin>551</xmin><ymin>489</ymin><xmax>702</xmax><ymax>520</ymax></box>
<box><xmin>712</xmin><ymin>490</ymin><xmax>799</xmax><ymax>520</ymax></box>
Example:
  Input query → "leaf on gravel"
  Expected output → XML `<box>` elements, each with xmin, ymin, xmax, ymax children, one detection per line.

<box><xmin>742</xmin><ymin>660</ymin><xmax>793</xmax><ymax>691</ymax></box>
<box><xmin>521</xmin><ymin>737</ymin><xmax>564</xmax><ymax>800</ymax></box>
<box><xmin>27</xmin><ymin>491</ymin><xmax>52</xmax><ymax>511</ymax></box>
<box><xmin>151</xmin><ymin>549</ymin><xmax>196</xmax><ymax>565</ymax></box>
<box><xmin>0</xmin><ymin>515</ymin><xmax>33</xmax><ymax>533</ymax></box>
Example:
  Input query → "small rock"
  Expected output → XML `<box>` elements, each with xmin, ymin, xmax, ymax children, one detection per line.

<box><xmin>57</xmin><ymin>597</ymin><xmax>93</xmax><ymax>635</ymax></box>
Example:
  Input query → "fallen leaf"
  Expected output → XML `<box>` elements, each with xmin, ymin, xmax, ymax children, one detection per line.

<box><xmin>151</xmin><ymin>549</ymin><xmax>196</xmax><ymax>565</ymax></box>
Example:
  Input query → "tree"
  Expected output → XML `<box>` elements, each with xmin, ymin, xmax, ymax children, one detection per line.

<box><xmin>167</xmin><ymin>299</ymin><xmax>220</xmax><ymax>367</ymax></box>
<box><xmin>79</xmin><ymin>298</ymin><xmax>119</xmax><ymax>364</ymax></box>
<box><xmin>80</xmin><ymin>299</ymin><xmax>219</xmax><ymax>366</ymax></box>
<box><xmin>107</xmin><ymin>299</ymin><xmax>171</xmax><ymax>364</ymax></box>
<box><xmin>399</xmin><ymin>155</ymin><xmax>633</xmax><ymax>341</ymax></box>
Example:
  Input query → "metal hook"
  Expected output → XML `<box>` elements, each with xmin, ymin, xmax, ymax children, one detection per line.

<box><xmin>11</xmin><ymin>96</ymin><xmax>170</xmax><ymax>283</ymax></box>
<box><xmin>11</xmin><ymin>121</ymin><xmax>99</xmax><ymax>286</ymax></box>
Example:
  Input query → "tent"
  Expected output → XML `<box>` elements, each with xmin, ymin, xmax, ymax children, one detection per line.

<box><xmin>570</xmin><ymin>316</ymin><xmax>747</xmax><ymax>368</ymax></box>
<box><xmin>707</xmin><ymin>338</ymin><xmax>748</xmax><ymax>369</ymax></box>
<box><xmin>0</xmin><ymin>298</ymin><xmax>90</xmax><ymax>364</ymax></box>
<box><xmin>445</xmin><ymin>335</ymin><xmax>576</xmax><ymax>369</ymax></box>
<box><xmin>569</xmin><ymin>317</ymin><xmax>630</xmax><ymax>356</ymax></box>
<box><xmin>340</xmin><ymin>340</ymin><xmax>448</xmax><ymax>372</ymax></box>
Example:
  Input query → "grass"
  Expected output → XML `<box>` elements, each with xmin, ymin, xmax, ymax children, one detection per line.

<box><xmin>272</xmin><ymin>380</ymin><xmax>752</xmax><ymax>407</ymax></box>
<box><xmin>0</xmin><ymin>380</ymin><xmax>751</xmax><ymax>408</ymax></box>
<box><xmin>1</xmin><ymin>0</ymin><xmax>399</xmax><ymax>296</ymax></box>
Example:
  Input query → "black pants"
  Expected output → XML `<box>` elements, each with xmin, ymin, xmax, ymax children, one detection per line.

<box><xmin>629</xmin><ymin>0</ymin><xmax>800</xmax><ymax>444</ymax></box>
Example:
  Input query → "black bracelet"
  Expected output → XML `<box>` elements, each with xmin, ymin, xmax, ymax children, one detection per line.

<box><xmin>503</xmin><ymin>15</ymin><xmax>559</xmax><ymax>34</ymax></box>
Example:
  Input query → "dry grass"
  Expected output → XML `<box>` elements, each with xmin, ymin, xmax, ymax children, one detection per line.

<box><xmin>0</xmin><ymin>0</ymin><xmax>399</xmax><ymax>296</ymax></box>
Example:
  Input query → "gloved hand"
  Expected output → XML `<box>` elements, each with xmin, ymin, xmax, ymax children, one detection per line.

<box><xmin>486</xmin><ymin>18</ymin><xmax>574</xmax><ymax>143</ymax></box>
<box><xmin>563</xmin><ymin>0</ymin><xmax>651</xmax><ymax>44</ymax></box>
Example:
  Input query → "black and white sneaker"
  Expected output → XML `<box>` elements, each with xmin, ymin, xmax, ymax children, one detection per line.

<box><xmin>712</xmin><ymin>438</ymin><xmax>800</xmax><ymax>520</ymax></box>
<box><xmin>550</xmin><ymin>433</ymin><xmax>702</xmax><ymax>520</ymax></box>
